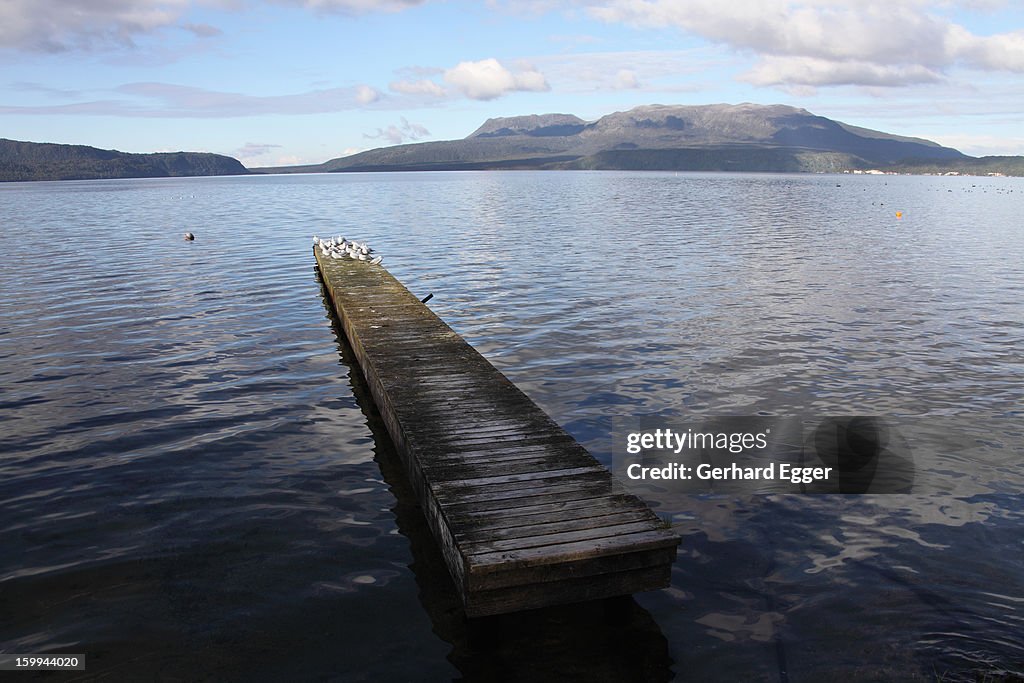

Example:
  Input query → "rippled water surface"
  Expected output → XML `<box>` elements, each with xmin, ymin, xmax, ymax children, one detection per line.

<box><xmin>1</xmin><ymin>171</ymin><xmax>1022</xmax><ymax>681</ymax></box>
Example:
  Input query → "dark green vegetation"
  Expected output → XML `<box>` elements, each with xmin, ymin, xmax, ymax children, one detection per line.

<box><xmin>0</xmin><ymin>138</ymin><xmax>248</xmax><ymax>182</ymax></box>
<box><xmin>259</xmin><ymin>103</ymin><xmax>1022</xmax><ymax>176</ymax></box>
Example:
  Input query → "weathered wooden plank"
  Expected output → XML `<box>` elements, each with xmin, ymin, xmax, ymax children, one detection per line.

<box><xmin>463</xmin><ymin>520</ymin><xmax>665</xmax><ymax>556</ymax></box>
<box><xmin>426</xmin><ymin>437</ymin><xmax>585</xmax><ymax>454</ymax></box>
<box><xmin>454</xmin><ymin>509</ymin><xmax>660</xmax><ymax>544</ymax></box>
<box><xmin>434</xmin><ymin>482</ymin><xmax>624</xmax><ymax>515</ymax></box>
<box><xmin>434</xmin><ymin>474</ymin><xmax>615</xmax><ymax>507</ymax></box>
<box><xmin>419</xmin><ymin>450</ymin><xmax>588</xmax><ymax>472</ymax></box>
<box><xmin>385</xmin><ymin>383</ymin><xmax>510</xmax><ymax>403</ymax></box>
<box><xmin>430</xmin><ymin>465</ymin><xmax>609</xmax><ymax>494</ymax></box>
<box><xmin>468</xmin><ymin>529</ymin><xmax>680</xmax><ymax>574</ymax></box>
<box><xmin>468</xmin><ymin>547</ymin><xmax>676</xmax><ymax>594</ymax></box>
<box><xmin>419</xmin><ymin>453</ymin><xmax>601</xmax><ymax>480</ymax></box>
<box><xmin>314</xmin><ymin>247</ymin><xmax>679</xmax><ymax>616</ymax></box>
<box><xmin>465</xmin><ymin>564</ymin><xmax>674</xmax><ymax>617</ymax></box>
<box><xmin>448</xmin><ymin>496</ymin><xmax>641</xmax><ymax>528</ymax></box>
<box><xmin>384</xmin><ymin>373</ymin><xmax>508</xmax><ymax>389</ymax></box>
<box><xmin>392</xmin><ymin>399</ymin><xmax>543</xmax><ymax>420</ymax></box>
<box><xmin>411</xmin><ymin>420</ymin><xmax>544</xmax><ymax>439</ymax></box>
<box><xmin>432</xmin><ymin>433</ymin><xmax>581</xmax><ymax>451</ymax></box>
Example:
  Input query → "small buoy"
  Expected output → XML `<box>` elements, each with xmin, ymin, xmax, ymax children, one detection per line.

<box><xmin>895</xmin><ymin>211</ymin><xmax>903</xmax><ymax>219</ymax></box>
<box><xmin>183</xmin><ymin>232</ymin><xmax>195</xmax><ymax>241</ymax></box>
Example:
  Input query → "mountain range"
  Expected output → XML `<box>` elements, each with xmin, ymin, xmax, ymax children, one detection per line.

<box><xmin>261</xmin><ymin>103</ymin><xmax>1001</xmax><ymax>175</ymax></box>
<box><xmin>4</xmin><ymin>103</ymin><xmax>1022</xmax><ymax>182</ymax></box>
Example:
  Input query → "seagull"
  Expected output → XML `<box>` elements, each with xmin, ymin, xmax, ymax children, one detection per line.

<box><xmin>315</xmin><ymin>234</ymin><xmax>384</xmax><ymax>268</ymax></box>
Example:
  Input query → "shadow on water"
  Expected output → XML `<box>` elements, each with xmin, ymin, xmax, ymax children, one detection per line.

<box><xmin>317</xmin><ymin>268</ymin><xmax>676</xmax><ymax>682</ymax></box>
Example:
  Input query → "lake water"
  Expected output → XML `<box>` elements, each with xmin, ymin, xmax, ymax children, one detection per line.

<box><xmin>1</xmin><ymin>171</ymin><xmax>1022</xmax><ymax>681</ymax></box>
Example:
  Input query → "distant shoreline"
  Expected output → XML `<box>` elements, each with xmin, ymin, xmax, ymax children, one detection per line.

<box><xmin>5</xmin><ymin>164</ymin><xmax>1022</xmax><ymax>183</ymax></box>
<box><xmin>251</xmin><ymin>160</ymin><xmax>1024</xmax><ymax>178</ymax></box>
<box><xmin>4</xmin><ymin>133</ymin><xmax>1023</xmax><ymax>183</ymax></box>
<box><xmin>7</xmin><ymin>102</ymin><xmax>1024</xmax><ymax>181</ymax></box>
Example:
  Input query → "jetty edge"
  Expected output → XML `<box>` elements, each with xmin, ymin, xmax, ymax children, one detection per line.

<box><xmin>314</xmin><ymin>247</ymin><xmax>680</xmax><ymax>617</ymax></box>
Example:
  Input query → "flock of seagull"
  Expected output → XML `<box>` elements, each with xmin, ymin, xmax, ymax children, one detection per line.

<box><xmin>314</xmin><ymin>235</ymin><xmax>383</xmax><ymax>266</ymax></box>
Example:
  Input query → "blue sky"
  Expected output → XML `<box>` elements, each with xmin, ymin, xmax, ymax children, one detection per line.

<box><xmin>2</xmin><ymin>1</ymin><xmax>1023</xmax><ymax>166</ymax></box>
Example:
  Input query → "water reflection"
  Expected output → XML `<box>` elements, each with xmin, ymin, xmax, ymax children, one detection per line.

<box><xmin>2</xmin><ymin>172</ymin><xmax>1022</xmax><ymax>681</ymax></box>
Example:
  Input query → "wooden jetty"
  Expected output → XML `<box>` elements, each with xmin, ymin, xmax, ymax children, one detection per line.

<box><xmin>315</xmin><ymin>248</ymin><xmax>679</xmax><ymax>617</ymax></box>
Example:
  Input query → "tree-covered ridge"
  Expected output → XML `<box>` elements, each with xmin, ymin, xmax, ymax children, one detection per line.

<box><xmin>0</xmin><ymin>139</ymin><xmax>248</xmax><ymax>182</ymax></box>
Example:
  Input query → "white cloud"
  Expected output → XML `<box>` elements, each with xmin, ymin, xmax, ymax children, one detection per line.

<box><xmin>0</xmin><ymin>0</ymin><xmax>431</xmax><ymax>52</ymax></box>
<box><xmin>0</xmin><ymin>0</ymin><xmax>190</xmax><ymax>51</ymax></box>
<box><xmin>948</xmin><ymin>27</ymin><xmax>1024</xmax><ymax>72</ymax></box>
<box><xmin>235</xmin><ymin>141</ymin><xmax>282</xmax><ymax>156</ymax></box>
<box><xmin>443</xmin><ymin>58</ymin><xmax>550</xmax><ymax>100</ymax></box>
<box><xmin>741</xmin><ymin>57</ymin><xmax>945</xmax><ymax>87</ymax></box>
<box><xmin>364</xmin><ymin>116</ymin><xmax>430</xmax><ymax>144</ymax></box>
<box><xmin>288</xmin><ymin>0</ymin><xmax>427</xmax><ymax>13</ymax></box>
<box><xmin>929</xmin><ymin>132</ymin><xmax>1024</xmax><ymax>156</ymax></box>
<box><xmin>355</xmin><ymin>84</ymin><xmax>381</xmax><ymax>104</ymax></box>
<box><xmin>233</xmin><ymin>141</ymin><xmax>283</xmax><ymax>164</ymax></box>
<box><xmin>392</xmin><ymin>64</ymin><xmax>444</xmax><ymax>78</ymax></box>
<box><xmin>181</xmin><ymin>22</ymin><xmax>222</xmax><ymax>38</ymax></box>
<box><xmin>10</xmin><ymin>81</ymin><xmax>84</xmax><ymax>98</ymax></box>
<box><xmin>389</xmin><ymin>78</ymin><xmax>446</xmax><ymax>97</ymax></box>
<box><xmin>531</xmin><ymin>48</ymin><xmax>731</xmax><ymax>94</ymax></box>
<box><xmin>0</xmin><ymin>82</ymin><xmax>390</xmax><ymax>117</ymax></box>
<box><xmin>583</xmin><ymin>0</ymin><xmax>1024</xmax><ymax>88</ymax></box>
<box><xmin>615</xmin><ymin>68</ymin><xmax>640</xmax><ymax>89</ymax></box>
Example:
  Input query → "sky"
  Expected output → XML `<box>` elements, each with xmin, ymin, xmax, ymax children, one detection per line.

<box><xmin>2</xmin><ymin>0</ymin><xmax>1024</xmax><ymax>167</ymax></box>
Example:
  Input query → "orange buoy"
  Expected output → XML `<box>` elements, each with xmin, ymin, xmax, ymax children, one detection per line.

<box><xmin>895</xmin><ymin>211</ymin><xmax>903</xmax><ymax>219</ymax></box>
